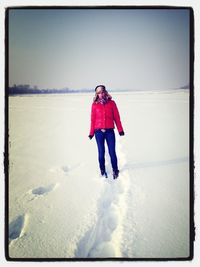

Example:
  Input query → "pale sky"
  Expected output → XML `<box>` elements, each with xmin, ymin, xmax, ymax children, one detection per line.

<box><xmin>8</xmin><ymin>8</ymin><xmax>190</xmax><ymax>90</ymax></box>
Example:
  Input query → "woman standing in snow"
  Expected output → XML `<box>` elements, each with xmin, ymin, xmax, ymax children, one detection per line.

<box><xmin>88</xmin><ymin>85</ymin><xmax>125</xmax><ymax>179</ymax></box>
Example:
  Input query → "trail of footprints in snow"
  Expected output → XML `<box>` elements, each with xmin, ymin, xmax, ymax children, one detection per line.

<box><xmin>9</xmin><ymin>183</ymin><xmax>58</xmax><ymax>245</ymax></box>
<box><xmin>27</xmin><ymin>162</ymin><xmax>83</xmax><ymax>200</ymax></box>
<box><xmin>9</xmin><ymin>162</ymin><xmax>83</xmax><ymax>244</ymax></box>
<box><xmin>75</xmin><ymin>138</ymin><xmax>130</xmax><ymax>258</ymax></box>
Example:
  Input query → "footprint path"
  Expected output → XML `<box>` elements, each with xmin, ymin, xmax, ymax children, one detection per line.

<box><xmin>9</xmin><ymin>159</ymin><xmax>87</xmax><ymax>255</ymax></box>
<box><xmin>25</xmin><ymin>162</ymin><xmax>83</xmax><ymax>202</ymax></box>
<box><xmin>10</xmin><ymin>183</ymin><xmax>59</xmax><ymax>244</ymax></box>
<box><xmin>11</xmin><ymin>162</ymin><xmax>82</xmax><ymax>246</ymax></box>
<box><xmin>75</xmin><ymin>137</ymin><xmax>130</xmax><ymax>258</ymax></box>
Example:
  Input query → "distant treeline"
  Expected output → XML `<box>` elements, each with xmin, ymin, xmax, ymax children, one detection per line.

<box><xmin>8</xmin><ymin>85</ymin><xmax>93</xmax><ymax>95</ymax></box>
<box><xmin>8</xmin><ymin>84</ymin><xmax>189</xmax><ymax>95</ymax></box>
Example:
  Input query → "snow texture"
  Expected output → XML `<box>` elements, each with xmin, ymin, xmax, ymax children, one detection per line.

<box><xmin>8</xmin><ymin>90</ymin><xmax>190</xmax><ymax>258</ymax></box>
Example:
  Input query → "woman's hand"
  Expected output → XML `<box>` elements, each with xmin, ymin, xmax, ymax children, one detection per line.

<box><xmin>119</xmin><ymin>131</ymin><xmax>125</xmax><ymax>136</ymax></box>
<box><xmin>88</xmin><ymin>135</ymin><xmax>94</xmax><ymax>140</ymax></box>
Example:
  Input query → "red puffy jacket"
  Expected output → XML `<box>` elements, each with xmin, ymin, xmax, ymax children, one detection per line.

<box><xmin>89</xmin><ymin>99</ymin><xmax>124</xmax><ymax>136</ymax></box>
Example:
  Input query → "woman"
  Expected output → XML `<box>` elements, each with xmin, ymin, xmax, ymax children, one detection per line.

<box><xmin>88</xmin><ymin>85</ymin><xmax>125</xmax><ymax>179</ymax></box>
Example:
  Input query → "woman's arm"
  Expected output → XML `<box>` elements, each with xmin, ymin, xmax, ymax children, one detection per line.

<box><xmin>112</xmin><ymin>101</ymin><xmax>124</xmax><ymax>134</ymax></box>
<box><xmin>89</xmin><ymin>103</ymin><xmax>96</xmax><ymax>137</ymax></box>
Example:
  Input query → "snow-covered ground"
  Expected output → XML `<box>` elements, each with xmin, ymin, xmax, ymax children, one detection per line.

<box><xmin>8</xmin><ymin>90</ymin><xmax>190</xmax><ymax>259</ymax></box>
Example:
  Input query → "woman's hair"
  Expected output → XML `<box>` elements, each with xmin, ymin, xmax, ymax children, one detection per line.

<box><xmin>93</xmin><ymin>85</ymin><xmax>112</xmax><ymax>103</ymax></box>
<box><xmin>95</xmin><ymin>85</ymin><xmax>106</xmax><ymax>92</ymax></box>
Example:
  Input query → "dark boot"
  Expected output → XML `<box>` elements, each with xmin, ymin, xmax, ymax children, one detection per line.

<box><xmin>101</xmin><ymin>169</ymin><xmax>108</xmax><ymax>178</ymax></box>
<box><xmin>113</xmin><ymin>170</ymin><xmax>119</xmax><ymax>179</ymax></box>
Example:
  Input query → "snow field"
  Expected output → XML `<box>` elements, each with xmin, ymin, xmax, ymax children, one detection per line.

<box><xmin>8</xmin><ymin>90</ymin><xmax>190</xmax><ymax>258</ymax></box>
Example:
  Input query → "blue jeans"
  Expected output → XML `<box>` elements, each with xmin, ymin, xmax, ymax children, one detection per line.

<box><xmin>95</xmin><ymin>129</ymin><xmax>118</xmax><ymax>173</ymax></box>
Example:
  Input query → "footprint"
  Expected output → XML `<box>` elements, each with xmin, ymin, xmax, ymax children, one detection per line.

<box><xmin>64</xmin><ymin>162</ymin><xmax>85</xmax><ymax>172</ymax></box>
<box><xmin>9</xmin><ymin>214</ymin><xmax>28</xmax><ymax>244</ymax></box>
<box><xmin>31</xmin><ymin>183</ymin><xmax>59</xmax><ymax>197</ymax></box>
<box><xmin>49</xmin><ymin>163</ymin><xmax>84</xmax><ymax>176</ymax></box>
<box><xmin>62</xmin><ymin>166</ymin><xmax>69</xmax><ymax>173</ymax></box>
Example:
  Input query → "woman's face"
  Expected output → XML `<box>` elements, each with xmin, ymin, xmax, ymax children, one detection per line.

<box><xmin>96</xmin><ymin>87</ymin><xmax>106</xmax><ymax>99</ymax></box>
